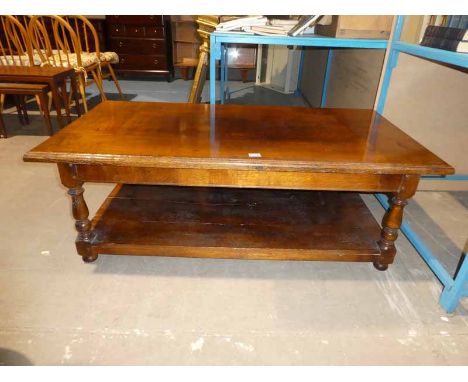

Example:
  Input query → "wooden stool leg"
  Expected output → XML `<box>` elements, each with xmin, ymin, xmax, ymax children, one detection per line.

<box><xmin>50</xmin><ymin>82</ymin><xmax>65</xmax><ymax>129</ymax></box>
<box><xmin>60</xmin><ymin>80</ymin><xmax>71</xmax><ymax>123</ymax></box>
<box><xmin>70</xmin><ymin>75</ymin><xmax>82</xmax><ymax>116</ymax></box>
<box><xmin>181</xmin><ymin>67</ymin><xmax>189</xmax><ymax>81</ymax></box>
<box><xmin>375</xmin><ymin>175</ymin><xmax>419</xmax><ymax>271</ymax></box>
<box><xmin>20</xmin><ymin>96</ymin><xmax>29</xmax><ymax>124</ymax></box>
<box><xmin>38</xmin><ymin>91</ymin><xmax>53</xmax><ymax>136</ymax></box>
<box><xmin>107</xmin><ymin>64</ymin><xmax>123</xmax><ymax>98</ymax></box>
<box><xmin>0</xmin><ymin>93</ymin><xmax>6</xmax><ymax>138</ymax></box>
<box><xmin>58</xmin><ymin>164</ymin><xmax>97</xmax><ymax>263</ymax></box>
<box><xmin>240</xmin><ymin>68</ymin><xmax>249</xmax><ymax>83</ymax></box>
<box><xmin>14</xmin><ymin>95</ymin><xmax>25</xmax><ymax>125</ymax></box>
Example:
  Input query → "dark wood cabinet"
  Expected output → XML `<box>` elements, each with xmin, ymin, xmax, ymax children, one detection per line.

<box><xmin>106</xmin><ymin>15</ymin><xmax>173</xmax><ymax>79</ymax></box>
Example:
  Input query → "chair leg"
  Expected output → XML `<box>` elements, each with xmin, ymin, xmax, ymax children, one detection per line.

<box><xmin>107</xmin><ymin>63</ymin><xmax>123</xmax><ymax>98</ymax></box>
<box><xmin>37</xmin><ymin>91</ymin><xmax>53</xmax><ymax>136</ymax></box>
<box><xmin>90</xmin><ymin>69</ymin><xmax>107</xmax><ymax>102</ymax></box>
<box><xmin>78</xmin><ymin>74</ymin><xmax>88</xmax><ymax>113</ymax></box>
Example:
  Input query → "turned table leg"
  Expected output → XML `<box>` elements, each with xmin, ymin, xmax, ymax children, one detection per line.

<box><xmin>58</xmin><ymin>163</ymin><xmax>97</xmax><ymax>263</ymax></box>
<box><xmin>374</xmin><ymin>175</ymin><xmax>420</xmax><ymax>271</ymax></box>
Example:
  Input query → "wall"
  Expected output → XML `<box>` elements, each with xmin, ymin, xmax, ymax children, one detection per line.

<box><xmin>381</xmin><ymin>53</ymin><xmax>468</xmax><ymax>190</ymax></box>
<box><xmin>299</xmin><ymin>48</ymin><xmax>385</xmax><ymax>109</ymax></box>
<box><xmin>298</xmin><ymin>48</ymin><xmax>328</xmax><ymax>107</ymax></box>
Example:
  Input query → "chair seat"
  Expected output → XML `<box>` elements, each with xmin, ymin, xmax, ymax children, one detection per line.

<box><xmin>99</xmin><ymin>51</ymin><xmax>119</xmax><ymax>64</ymax></box>
<box><xmin>40</xmin><ymin>52</ymin><xmax>100</xmax><ymax>69</ymax></box>
<box><xmin>0</xmin><ymin>55</ymin><xmax>42</xmax><ymax>66</ymax></box>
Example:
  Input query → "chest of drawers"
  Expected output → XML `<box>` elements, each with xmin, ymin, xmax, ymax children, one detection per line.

<box><xmin>106</xmin><ymin>16</ymin><xmax>173</xmax><ymax>79</ymax></box>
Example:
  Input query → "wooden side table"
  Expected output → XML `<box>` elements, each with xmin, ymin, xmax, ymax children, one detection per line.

<box><xmin>0</xmin><ymin>66</ymin><xmax>82</xmax><ymax>130</ymax></box>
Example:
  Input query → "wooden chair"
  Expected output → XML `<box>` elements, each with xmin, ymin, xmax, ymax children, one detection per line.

<box><xmin>28</xmin><ymin>15</ymin><xmax>106</xmax><ymax>113</ymax></box>
<box><xmin>64</xmin><ymin>15</ymin><xmax>123</xmax><ymax>98</ymax></box>
<box><xmin>0</xmin><ymin>15</ymin><xmax>55</xmax><ymax>134</ymax></box>
<box><xmin>0</xmin><ymin>16</ymin><xmax>36</xmax><ymax>66</ymax></box>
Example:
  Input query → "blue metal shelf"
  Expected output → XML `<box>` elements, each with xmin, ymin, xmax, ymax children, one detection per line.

<box><xmin>212</xmin><ymin>32</ymin><xmax>388</xmax><ymax>48</ymax></box>
<box><xmin>393</xmin><ymin>41</ymin><xmax>468</xmax><ymax>69</ymax></box>
<box><xmin>210</xmin><ymin>32</ymin><xmax>389</xmax><ymax>104</ymax></box>
<box><xmin>208</xmin><ymin>18</ymin><xmax>468</xmax><ymax>313</ymax></box>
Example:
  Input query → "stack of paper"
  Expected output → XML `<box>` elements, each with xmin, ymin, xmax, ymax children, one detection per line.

<box><xmin>247</xmin><ymin>25</ymin><xmax>290</xmax><ymax>36</ymax></box>
<box><xmin>216</xmin><ymin>16</ymin><xmax>268</xmax><ymax>32</ymax></box>
<box><xmin>215</xmin><ymin>15</ymin><xmax>322</xmax><ymax>37</ymax></box>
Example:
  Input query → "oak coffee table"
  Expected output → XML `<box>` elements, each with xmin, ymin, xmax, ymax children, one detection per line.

<box><xmin>23</xmin><ymin>101</ymin><xmax>454</xmax><ymax>271</ymax></box>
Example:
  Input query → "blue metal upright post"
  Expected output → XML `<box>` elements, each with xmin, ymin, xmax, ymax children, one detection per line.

<box><xmin>320</xmin><ymin>49</ymin><xmax>333</xmax><ymax>108</ymax></box>
<box><xmin>220</xmin><ymin>44</ymin><xmax>226</xmax><ymax>104</ymax></box>
<box><xmin>440</xmin><ymin>254</ymin><xmax>468</xmax><ymax>313</ymax></box>
<box><xmin>209</xmin><ymin>34</ymin><xmax>219</xmax><ymax>104</ymax></box>
<box><xmin>375</xmin><ymin>16</ymin><xmax>405</xmax><ymax>114</ymax></box>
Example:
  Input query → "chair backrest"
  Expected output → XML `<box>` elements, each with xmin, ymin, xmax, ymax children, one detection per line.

<box><xmin>28</xmin><ymin>15</ymin><xmax>83</xmax><ymax>68</ymax></box>
<box><xmin>0</xmin><ymin>15</ymin><xmax>34</xmax><ymax>66</ymax></box>
<box><xmin>63</xmin><ymin>16</ymin><xmax>101</xmax><ymax>56</ymax></box>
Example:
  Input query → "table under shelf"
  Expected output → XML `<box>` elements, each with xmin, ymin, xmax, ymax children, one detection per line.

<box><xmin>91</xmin><ymin>184</ymin><xmax>382</xmax><ymax>261</ymax></box>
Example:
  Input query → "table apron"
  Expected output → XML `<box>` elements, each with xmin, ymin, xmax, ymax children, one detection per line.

<box><xmin>73</xmin><ymin>164</ymin><xmax>405</xmax><ymax>192</ymax></box>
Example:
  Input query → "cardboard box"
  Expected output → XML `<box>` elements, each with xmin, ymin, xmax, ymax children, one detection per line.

<box><xmin>315</xmin><ymin>16</ymin><xmax>394</xmax><ymax>39</ymax></box>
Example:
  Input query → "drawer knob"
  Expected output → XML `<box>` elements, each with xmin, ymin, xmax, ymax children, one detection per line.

<box><xmin>115</xmin><ymin>28</ymin><xmax>119</xmax><ymax>32</ymax></box>
<box><xmin>121</xmin><ymin>58</ymin><xmax>125</xmax><ymax>63</ymax></box>
<box><xmin>152</xmin><ymin>43</ymin><xmax>157</xmax><ymax>48</ymax></box>
<box><xmin>135</xmin><ymin>28</ymin><xmax>138</xmax><ymax>32</ymax></box>
<box><xmin>119</xmin><ymin>41</ymin><xmax>124</xmax><ymax>47</ymax></box>
<box><xmin>154</xmin><ymin>59</ymin><xmax>159</xmax><ymax>64</ymax></box>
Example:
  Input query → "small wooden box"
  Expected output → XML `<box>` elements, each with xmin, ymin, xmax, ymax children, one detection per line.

<box><xmin>315</xmin><ymin>16</ymin><xmax>394</xmax><ymax>39</ymax></box>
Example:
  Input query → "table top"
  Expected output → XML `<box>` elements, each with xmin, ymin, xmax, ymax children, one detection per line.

<box><xmin>0</xmin><ymin>65</ymin><xmax>75</xmax><ymax>80</ymax></box>
<box><xmin>23</xmin><ymin>101</ymin><xmax>454</xmax><ymax>175</ymax></box>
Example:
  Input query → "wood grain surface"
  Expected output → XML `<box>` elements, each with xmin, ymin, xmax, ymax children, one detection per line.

<box><xmin>91</xmin><ymin>185</ymin><xmax>382</xmax><ymax>261</ymax></box>
<box><xmin>24</xmin><ymin>101</ymin><xmax>454</xmax><ymax>175</ymax></box>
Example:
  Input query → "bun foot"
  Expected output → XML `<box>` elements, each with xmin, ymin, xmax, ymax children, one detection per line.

<box><xmin>82</xmin><ymin>254</ymin><xmax>98</xmax><ymax>263</ymax></box>
<box><xmin>373</xmin><ymin>261</ymin><xmax>388</xmax><ymax>271</ymax></box>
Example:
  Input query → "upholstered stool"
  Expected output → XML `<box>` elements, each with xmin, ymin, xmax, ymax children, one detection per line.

<box><xmin>0</xmin><ymin>83</ymin><xmax>53</xmax><ymax>138</ymax></box>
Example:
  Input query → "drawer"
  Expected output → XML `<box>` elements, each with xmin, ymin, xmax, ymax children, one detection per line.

<box><xmin>118</xmin><ymin>54</ymin><xmax>168</xmax><ymax>70</ymax></box>
<box><xmin>107</xmin><ymin>16</ymin><xmax>164</xmax><ymax>25</ymax></box>
<box><xmin>110</xmin><ymin>38</ymin><xmax>166</xmax><ymax>55</ymax></box>
<box><xmin>145</xmin><ymin>26</ymin><xmax>165</xmax><ymax>38</ymax></box>
<box><xmin>126</xmin><ymin>26</ymin><xmax>145</xmax><ymax>37</ymax></box>
<box><xmin>107</xmin><ymin>24</ymin><xmax>126</xmax><ymax>36</ymax></box>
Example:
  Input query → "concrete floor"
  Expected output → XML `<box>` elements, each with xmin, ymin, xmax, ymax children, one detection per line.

<box><xmin>0</xmin><ymin>79</ymin><xmax>467</xmax><ymax>365</ymax></box>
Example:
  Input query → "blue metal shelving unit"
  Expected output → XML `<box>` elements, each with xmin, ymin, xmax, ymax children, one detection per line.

<box><xmin>208</xmin><ymin>18</ymin><xmax>468</xmax><ymax>313</ymax></box>
<box><xmin>376</xmin><ymin>16</ymin><xmax>468</xmax><ymax>313</ymax></box>
<box><xmin>210</xmin><ymin>32</ymin><xmax>388</xmax><ymax>104</ymax></box>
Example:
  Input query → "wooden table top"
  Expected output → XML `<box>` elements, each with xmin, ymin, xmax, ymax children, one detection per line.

<box><xmin>23</xmin><ymin>101</ymin><xmax>454</xmax><ymax>175</ymax></box>
<box><xmin>0</xmin><ymin>65</ymin><xmax>75</xmax><ymax>79</ymax></box>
